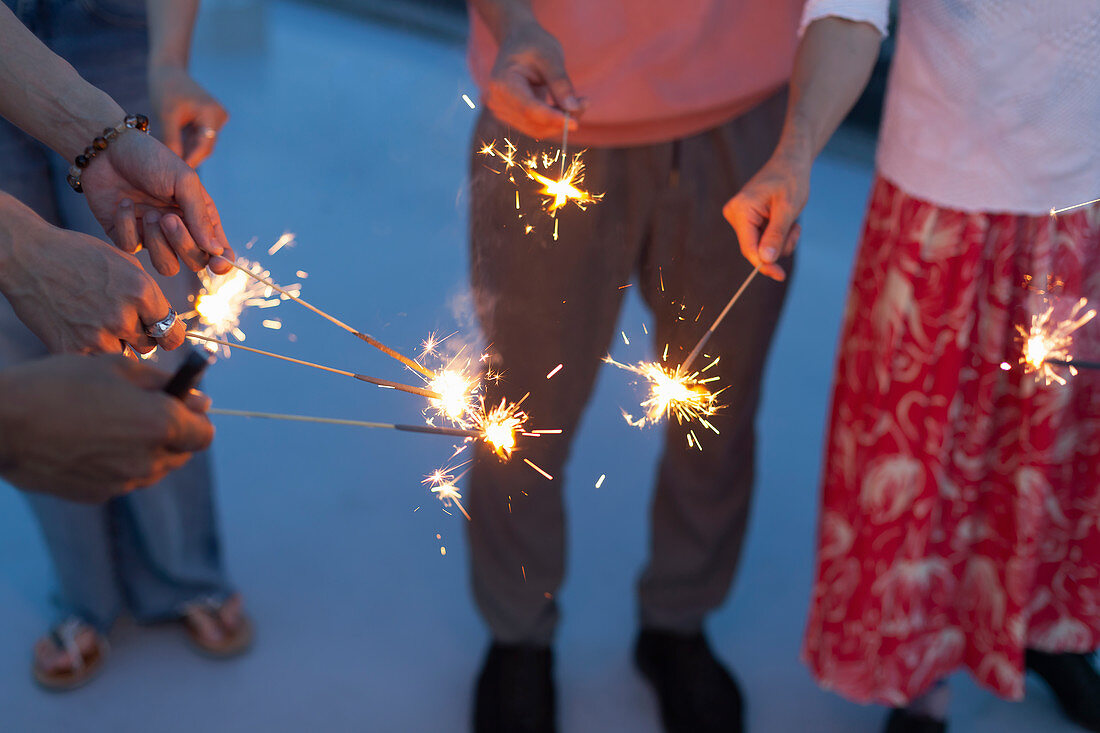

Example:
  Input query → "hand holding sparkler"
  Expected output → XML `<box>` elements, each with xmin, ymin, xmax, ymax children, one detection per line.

<box><xmin>82</xmin><ymin>130</ymin><xmax>235</xmax><ymax>276</ymax></box>
<box><xmin>723</xmin><ymin>153</ymin><xmax>806</xmax><ymax>282</ymax></box>
<box><xmin>0</xmin><ymin>195</ymin><xmax>184</xmax><ymax>354</ymax></box>
<box><xmin>478</xmin><ymin>3</ymin><xmax>584</xmax><ymax>139</ymax></box>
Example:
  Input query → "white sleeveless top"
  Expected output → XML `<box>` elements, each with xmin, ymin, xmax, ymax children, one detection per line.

<box><xmin>803</xmin><ymin>0</ymin><xmax>1100</xmax><ymax>215</ymax></box>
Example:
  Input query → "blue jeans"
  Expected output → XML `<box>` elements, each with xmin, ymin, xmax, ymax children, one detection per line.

<box><xmin>0</xmin><ymin>0</ymin><xmax>234</xmax><ymax>632</ymax></box>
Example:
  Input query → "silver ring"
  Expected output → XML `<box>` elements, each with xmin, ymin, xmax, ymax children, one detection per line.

<box><xmin>198</xmin><ymin>126</ymin><xmax>218</xmax><ymax>139</ymax></box>
<box><xmin>144</xmin><ymin>307</ymin><xmax>178</xmax><ymax>339</ymax></box>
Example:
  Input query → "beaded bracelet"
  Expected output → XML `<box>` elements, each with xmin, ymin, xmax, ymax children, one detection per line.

<box><xmin>66</xmin><ymin>114</ymin><xmax>149</xmax><ymax>193</ymax></box>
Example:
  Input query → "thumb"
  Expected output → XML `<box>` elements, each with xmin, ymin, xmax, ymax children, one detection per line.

<box><xmin>758</xmin><ymin>202</ymin><xmax>794</xmax><ymax>264</ymax></box>
<box><xmin>539</xmin><ymin>56</ymin><xmax>582</xmax><ymax>115</ymax></box>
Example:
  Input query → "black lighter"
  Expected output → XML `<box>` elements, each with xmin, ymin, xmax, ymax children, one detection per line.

<box><xmin>163</xmin><ymin>349</ymin><xmax>213</xmax><ymax>399</ymax></box>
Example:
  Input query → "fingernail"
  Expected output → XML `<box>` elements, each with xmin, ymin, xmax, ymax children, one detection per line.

<box><xmin>163</xmin><ymin>215</ymin><xmax>180</xmax><ymax>233</ymax></box>
<box><xmin>565</xmin><ymin>96</ymin><xmax>580</xmax><ymax>111</ymax></box>
<box><xmin>121</xmin><ymin>198</ymin><xmax>133</xmax><ymax>209</ymax></box>
<box><xmin>144</xmin><ymin>210</ymin><xmax>159</xmax><ymax>224</ymax></box>
<box><xmin>762</xmin><ymin>247</ymin><xmax>777</xmax><ymax>261</ymax></box>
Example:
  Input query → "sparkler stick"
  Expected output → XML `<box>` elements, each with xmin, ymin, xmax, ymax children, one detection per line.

<box><xmin>208</xmin><ymin>408</ymin><xmax>480</xmax><ymax>438</ymax></box>
<box><xmin>1044</xmin><ymin>358</ymin><xmax>1100</xmax><ymax>371</ymax></box>
<box><xmin>186</xmin><ymin>333</ymin><xmax>442</xmax><ymax>400</ymax></box>
<box><xmin>212</xmin><ymin>256</ymin><xmax>433</xmax><ymax>378</ymax></box>
<box><xmin>680</xmin><ymin>266</ymin><xmax>760</xmax><ymax>372</ymax></box>
<box><xmin>1050</xmin><ymin>197</ymin><xmax>1100</xmax><ymax>216</ymax></box>
<box><xmin>560</xmin><ymin>112</ymin><xmax>570</xmax><ymax>179</ymax></box>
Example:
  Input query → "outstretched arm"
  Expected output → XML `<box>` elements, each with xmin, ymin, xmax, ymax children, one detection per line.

<box><xmin>723</xmin><ymin>11</ymin><xmax>885</xmax><ymax>281</ymax></box>
<box><xmin>147</xmin><ymin>0</ymin><xmax>229</xmax><ymax>167</ymax></box>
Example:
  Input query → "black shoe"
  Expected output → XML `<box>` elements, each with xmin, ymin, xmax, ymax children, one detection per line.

<box><xmin>1026</xmin><ymin>649</ymin><xmax>1100</xmax><ymax>731</ymax></box>
<box><xmin>473</xmin><ymin>643</ymin><xmax>556</xmax><ymax>733</ymax></box>
<box><xmin>883</xmin><ymin>709</ymin><xmax>946</xmax><ymax>733</ymax></box>
<box><xmin>634</xmin><ymin>629</ymin><xmax>743</xmax><ymax>733</ymax></box>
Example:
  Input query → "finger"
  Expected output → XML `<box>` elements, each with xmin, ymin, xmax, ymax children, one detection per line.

<box><xmin>540</xmin><ymin>64</ymin><xmax>583</xmax><ymax>115</ymax></box>
<box><xmin>725</xmin><ymin>198</ymin><xmax>785</xmax><ymax>282</ymax></box>
<box><xmin>154</xmin><ymin>449</ymin><xmax>193</xmax><ymax>474</ymax></box>
<box><xmin>127</xmin><ymin>254</ymin><xmax>180</xmax><ymax>348</ymax></box>
<box><xmin>201</xmin><ymin>189</ymin><xmax>231</xmax><ymax>254</ymax></box>
<box><xmin>492</xmin><ymin>75</ymin><xmax>571</xmax><ymax>137</ymax></box>
<box><xmin>758</xmin><ymin>205</ymin><xmax>793</xmax><ymax>264</ymax></box>
<box><xmin>185</xmin><ymin>389</ymin><xmax>212</xmax><ymax>413</ymax></box>
<box><xmin>114</xmin><ymin>199</ymin><xmax>141</xmax><ymax>253</ymax></box>
<box><xmin>141</xmin><ymin>211</ymin><xmax>180</xmax><ymax>277</ymax></box>
<box><xmin>184</xmin><ymin>106</ymin><xmax>227</xmax><ymax>167</ymax></box>
<box><xmin>174</xmin><ymin>171</ymin><xmax>224</xmax><ymax>257</ymax></box>
<box><xmin>156</xmin><ymin>317</ymin><xmax>186</xmax><ymax>352</ymax></box>
<box><xmin>162</xmin><ymin>398</ymin><xmax>215</xmax><ymax>452</ymax></box>
<box><xmin>161</xmin><ymin>213</ymin><xmax>210</xmax><ymax>272</ymax></box>
<box><xmin>207</xmin><ymin>244</ymin><xmax>234</xmax><ymax>275</ymax></box>
<box><xmin>130</xmin><ymin>338</ymin><xmax>158</xmax><ymax>355</ymax></box>
<box><xmin>783</xmin><ymin>222</ymin><xmax>802</xmax><ymax>257</ymax></box>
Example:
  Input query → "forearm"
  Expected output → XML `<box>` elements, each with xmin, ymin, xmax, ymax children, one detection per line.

<box><xmin>0</xmin><ymin>192</ymin><xmax>46</xmax><ymax>297</ymax></box>
<box><xmin>775</xmin><ymin>17</ymin><xmax>883</xmax><ymax>162</ymax></box>
<box><xmin>469</xmin><ymin>0</ymin><xmax>537</xmax><ymax>41</ymax></box>
<box><xmin>0</xmin><ymin>5</ymin><xmax>124</xmax><ymax>160</ymax></box>
<box><xmin>147</xmin><ymin>0</ymin><xmax>199</xmax><ymax>71</ymax></box>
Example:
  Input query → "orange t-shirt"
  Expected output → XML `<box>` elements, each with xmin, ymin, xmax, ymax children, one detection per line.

<box><xmin>468</xmin><ymin>0</ymin><xmax>803</xmax><ymax>147</ymax></box>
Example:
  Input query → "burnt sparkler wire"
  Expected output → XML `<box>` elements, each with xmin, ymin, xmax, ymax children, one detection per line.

<box><xmin>680</xmin><ymin>266</ymin><xmax>760</xmax><ymax>372</ymax></box>
<box><xmin>186</xmin><ymin>333</ymin><xmax>442</xmax><ymax>400</ymax></box>
<box><xmin>212</xmin><ymin>256</ymin><xmax>433</xmax><ymax>378</ymax></box>
<box><xmin>208</xmin><ymin>408</ymin><xmax>480</xmax><ymax>438</ymax></box>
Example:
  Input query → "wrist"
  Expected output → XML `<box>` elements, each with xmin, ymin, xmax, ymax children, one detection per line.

<box><xmin>774</xmin><ymin>118</ymin><xmax>815</xmax><ymax>169</ymax></box>
<box><xmin>484</xmin><ymin>3</ymin><xmax>539</xmax><ymax>43</ymax></box>
<box><xmin>51</xmin><ymin>76</ymin><xmax>126</xmax><ymax>162</ymax></box>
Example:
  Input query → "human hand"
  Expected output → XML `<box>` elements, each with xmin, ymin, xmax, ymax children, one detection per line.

<box><xmin>0</xmin><ymin>205</ymin><xmax>185</xmax><ymax>353</ymax></box>
<box><xmin>486</xmin><ymin>16</ymin><xmax>584</xmax><ymax>139</ymax></box>
<box><xmin>0</xmin><ymin>354</ymin><xmax>214</xmax><ymax>502</ymax></box>
<box><xmin>80</xmin><ymin>128</ymin><xmax>235</xmax><ymax>276</ymax></box>
<box><xmin>722</xmin><ymin>146</ymin><xmax>811</xmax><ymax>282</ymax></box>
<box><xmin>149</xmin><ymin>65</ymin><xmax>228</xmax><ymax>168</ymax></box>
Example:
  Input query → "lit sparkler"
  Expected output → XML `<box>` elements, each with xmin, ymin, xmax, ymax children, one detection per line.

<box><xmin>477</xmin><ymin>133</ymin><xmax>603</xmax><ymax>227</ymax></box>
<box><xmin>187</xmin><ymin>257</ymin><xmax>295</xmax><ymax>354</ymax></box>
<box><xmin>524</xmin><ymin>156</ymin><xmax>602</xmax><ymax>214</ymax></box>
<box><xmin>212</xmin><ymin>255</ymin><xmax>432</xmax><ymax>378</ymax></box>
<box><xmin>473</xmin><ymin>396</ymin><xmax>527</xmax><ymax>459</ymax></box>
<box><xmin>604</xmin><ymin>357</ymin><xmax>720</xmax><ymax>436</ymax></box>
<box><xmin>418</xmin><ymin>332</ymin><xmax>483</xmax><ymax>426</ymax></box>
<box><xmin>1018</xmin><ymin>296</ymin><xmax>1097</xmax><ymax>385</ymax></box>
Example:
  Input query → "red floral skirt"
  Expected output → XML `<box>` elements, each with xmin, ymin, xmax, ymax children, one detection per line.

<box><xmin>803</xmin><ymin>175</ymin><xmax>1100</xmax><ymax>705</ymax></box>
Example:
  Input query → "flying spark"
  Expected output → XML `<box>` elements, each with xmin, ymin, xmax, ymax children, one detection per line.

<box><xmin>605</xmin><ymin>357</ymin><xmax>721</xmax><ymax>440</ymax></box>
<box><xmin>188</xmin><ymin>257</ymin><xmax>298</xmax><ymax>354</ymax></box>
<box><xmin>477</xmin><ymin>137</ymin><xmax>603</xmax><ymax>223</ymax></box>
<box><xmin>1018</xmin><ymin>296</ymin><xmax>1097</xmax><ymax>385</ymax></box>
<box><xmin>423</xmin><ymin>465</ymin><xmax>471</xmax><ymax>520</ymax></box>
